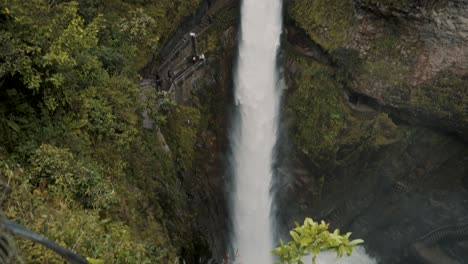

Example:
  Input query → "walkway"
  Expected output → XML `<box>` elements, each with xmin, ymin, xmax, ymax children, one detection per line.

<box><xmin>156</xmin><ymin>15</ymin><xmax>213</xmax><ymax>75</ymax></box>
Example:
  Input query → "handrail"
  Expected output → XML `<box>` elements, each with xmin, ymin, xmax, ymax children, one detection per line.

<box><xmin>0</xmin><ymin>216</ymin><xmax>89</xmax><ymax>264</ymax></box>
<box><xmin>414</xmin><ymin>222</ymin><xmax>468</xmax><ymax>245</ymax></box>
<box><xmin>156</xmin><ymin>16</ymin><xmax>212</xmax><ymax>73</ymax></box>
<box><xmin>173</xmin><ymin>61</ymin><xmax>205</xmax><ymax>84</ymax></box>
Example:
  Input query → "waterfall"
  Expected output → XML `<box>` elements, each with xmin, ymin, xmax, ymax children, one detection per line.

<box><xmin>229</xmin><ymin>1</ymin><xmax>377</xmax><ymax>263</ymax></box>
<box><xmin>230</xmin><ymin>0</ymin><xmax>283</xmax><ymax>262</ymax></box>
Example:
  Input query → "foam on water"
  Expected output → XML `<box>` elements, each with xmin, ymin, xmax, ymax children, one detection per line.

<box><xmin>303</xmin><ymin>247</ymin><xmax>377</xmax><ymax>264</ymax></box>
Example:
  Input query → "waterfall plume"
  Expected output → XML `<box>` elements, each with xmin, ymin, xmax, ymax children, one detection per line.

<box><xmin>230</xmin><ymin>0</ymin><xmax>283</xmax><ymax>262</ymax></box>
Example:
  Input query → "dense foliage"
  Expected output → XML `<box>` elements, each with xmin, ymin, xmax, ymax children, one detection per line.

<box><xmin>0</xmin><ymin>0</ymin><xmax>203</xmax><ymax>262</ymax></box>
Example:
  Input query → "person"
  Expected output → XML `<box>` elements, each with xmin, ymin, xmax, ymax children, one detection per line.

<box><xmin>155</xmin><ymin>74</ymin><xmax>162</xmax><ymax>91</ymax></box>
<box><xmin>192</xmin><ymin>56</ymin><xmax>197</xmax><ymax>64</ymax></box>
<box><xmin>199</xmin><ymin>53</ymin><xmax>205</xmax><ymax>61</ymax></box>
<box><xmin>167</xmin><ymin>69</ymin><xmax>173</xmax><ymax>83</ymax></box>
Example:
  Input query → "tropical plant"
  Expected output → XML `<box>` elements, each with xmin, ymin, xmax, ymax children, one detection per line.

<box><xmin>272</xmin><ymin>218</ymin><xmax>364</xmax><ymax>264</ymax></box>
<box><xmin>0</xmin><ymin>0</ymin><xmax>205</xmax><ymax>262</ymax></box>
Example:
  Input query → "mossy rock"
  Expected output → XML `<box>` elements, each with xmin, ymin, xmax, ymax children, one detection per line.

<box><xmin>357</xmin><ymin>0</ymin><xmax>448</xmax><ymax>11</ymax></box>
<box><xmin>288</xmin><ymin>0</ymin><xmax>355</xmax><ymax>50</ymax></box>
<box><xmin>287</xmin><ymin>59</ymin><xmax>347</xmax><ymax>163</ymax></box>
<box><xmin>286</xmin><ymin>53</ymin><xmax>404</xmax><ymax>168</ymax></box>
<box><xmin>357</xmin><ymin>59</ymin><xmax>410</xmax><ymax>95</ymax></box>
<box><xmin>409</xmin><ymin>72</ymin><xmax>468</xmax><ymax>134</ymax></box>
<box><xmin>343</xmin><ymin>25</ymin><xmax>413</xmax><ymax>102</ymax></box>
<box><xmin>358</xmin><ymin>0</ymin><xmax>414</xmax><ymax>10</ymax></box>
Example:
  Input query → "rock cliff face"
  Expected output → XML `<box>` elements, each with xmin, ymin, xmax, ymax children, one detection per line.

<box><xmin>277</xmin><ymin>0</ymin><xmax>468</xmax><ymax>263</ymax></box>
<box><xmin>353</xmin><ymin>0</ymin><xmax>468</xmax><ymax>85</ymax></box>
<box><xmin>151</xmin><ymin>0</ymin><xmax>467</xmax><ymax>262</ymax></box>
<box><xmin>143</xmin><ymin>0</ymin><xmax>238</xmax><ymax>261</ymax></box>
<box><xmin>288</xmin><ymin>0</ymin><xmax>468</xmax><ymax>138</ymax></box>
<box><xmin>186</xmin><ymin>23</ymin><xmax>238</xmax><ymax>261</ymax></box>
<box><xmin>350</xmin><ymin>0</ymin><xmax>468</xmax><ymax>138</ymax></box>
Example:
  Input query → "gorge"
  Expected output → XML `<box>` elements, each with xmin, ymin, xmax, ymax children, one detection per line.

<box><xmin>0</xmin><ymin>0</ymin><xmax>467</xmax><ymax>263</ymax></box>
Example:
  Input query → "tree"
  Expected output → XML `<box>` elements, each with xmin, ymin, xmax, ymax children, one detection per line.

<box><xmin>272</xmin><ymin>218</ymin><xmax>364</xmax><ymax>264</ymax></box>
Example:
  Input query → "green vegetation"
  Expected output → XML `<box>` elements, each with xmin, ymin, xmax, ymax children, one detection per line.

<box><xmin>96</xmin><ymin>0</ymin><xmax>200</xmax><ymax>70</ymax></box>
<box><xmin>286</xmin><ymin>57</ymin><xmax>401</xmax><ymax>169</ymax></box>
<box><xmin>163</xmin><ymin>105</ymin><xmax>201</xmax><ymax>174</ymax></box>
<box><xmin>288</xmin><ymin>0</ymin><xmax>355</xmax><ymax>50</ymax></box>
<box><xmin>272</xmin><ymin>218</ymin><xmax>364</xmax><ymax>264</ymax></box>
<box><xmin>202</xmin><ymin>6</ymin><xmax>239</xmax><ymax>54</ymax></box>
<box><xmin>287</xmin><ymin>60</ymin><xmax>347</xmax><ymax>163</ymax></box>
<box><xmin>0</xmin><ymin>0</ymin><xmax>204</xmax><ymax>262</ymax></box>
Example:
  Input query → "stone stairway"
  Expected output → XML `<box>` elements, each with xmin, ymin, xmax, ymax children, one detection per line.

<box><xmin>415</xmin><ymin>222</ymin><xmax>468</xmax><ymax>245</ymax></box>
<box><xmin>173</xmin><ymin>60</ymin><xmax>205</xmax><ymax>84</ymax></box>
<box><xmin>140</xmin><ymin>13</ymin><xmax>216</xmax><ymax>129</ymax></box>
<box><xmin>140</xmin><ymin>78</ymin><xmax>155</xmax><ymax>90</ymax></box>
<box><xmin>139</xmin><ymin>79</ymin><xmax>156</xmax><ymax>129</ymax></box>
<box><xmin>156</xmin><ymin>15</ymin><xmax>213</xmax><ymax>74</ymax></box>
<box><xmin>411</xmin><ymin>222</ymin><xmax>468</xmax><ymax>264</ymax></box>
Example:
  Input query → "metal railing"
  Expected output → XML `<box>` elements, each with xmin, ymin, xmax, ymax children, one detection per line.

<box><xmin>0</xmin><ymin>216</ymin><xmax>89</xmax><ymax>264</ymax></box>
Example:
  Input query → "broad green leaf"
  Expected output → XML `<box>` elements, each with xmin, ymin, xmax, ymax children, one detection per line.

<box><xmin>6</xmin><ymin>119</ymin><xmax>21</xmax><ymax>132</ymax></box>
<box><xmin>348</xmin><ymin>239</ymin><xmax>364</xmax><ymax>246</ymax></box>
<box><xmin>291</xmin><ymin>231</ymin><xmax>301</xmax><ymax>243</ymax></box>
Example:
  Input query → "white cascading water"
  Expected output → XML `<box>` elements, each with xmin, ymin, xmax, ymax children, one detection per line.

<box><xmin>231</xmin><ymin>0</ymin><xmax>282</xmax><ymax>263</ymax></box>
